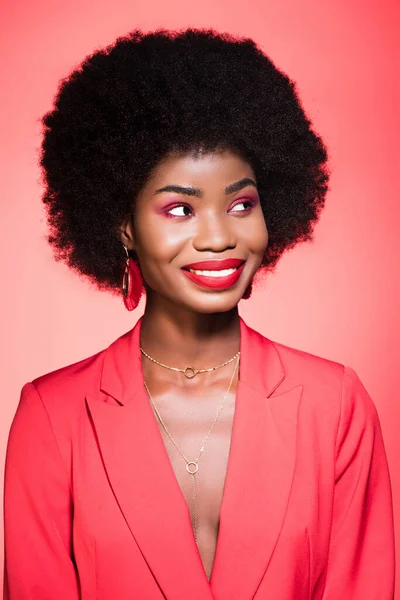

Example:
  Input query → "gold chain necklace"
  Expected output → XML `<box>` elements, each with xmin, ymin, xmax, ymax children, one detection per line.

<box><xmin>142</xmin><ymin>353</ymin><xmax>240</xmax><ymax>544</ymax></box>
<box><xmin>140</xmin><ymin>346</ymin><xmax>240</xmax><ymax>379</ymax></box>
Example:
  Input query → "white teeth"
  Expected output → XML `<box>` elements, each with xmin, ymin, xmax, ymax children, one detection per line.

<box><xmin>188</xmin><ymin>267</ymin><xmax>238</xmax><ymax>277</ymax></box>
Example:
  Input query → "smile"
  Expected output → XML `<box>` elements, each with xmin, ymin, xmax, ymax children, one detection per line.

<box><xmin>187</xmin><ymin>267</ymin><xmax>239</xmax><ymax>277</ymax></box>
<box><xmin>181</xmin><ymin>263</ymin><xmax>245</xmax><ymax>290</ymax></box>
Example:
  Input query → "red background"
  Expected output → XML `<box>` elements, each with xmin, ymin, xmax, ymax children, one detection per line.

<box><xmin>1</xmin><ymin>0</ymin><xmax>399</xmax><ymax>593</ymax></box>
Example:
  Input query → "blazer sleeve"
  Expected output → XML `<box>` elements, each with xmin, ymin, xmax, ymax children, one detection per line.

<box><xmin>322</xmin><ymin>366</ymin><xmax>395</xmax><ymax>599</ymax></box>
<box><xmin>3</xmin><ymin>382</ymin><xmax>80</xmax><ymax>600</ymax></box>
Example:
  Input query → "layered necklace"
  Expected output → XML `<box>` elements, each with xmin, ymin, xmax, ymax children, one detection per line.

<box><xmin>141</xmin><ymin>345</ymin><xmax>240</xmax><ymax>543</ymax></box>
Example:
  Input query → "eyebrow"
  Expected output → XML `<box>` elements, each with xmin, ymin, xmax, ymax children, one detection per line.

<box><xmin>154</xmin><ymin>177</ymin><xmax>257</xmax><ymax>197</ymax></box>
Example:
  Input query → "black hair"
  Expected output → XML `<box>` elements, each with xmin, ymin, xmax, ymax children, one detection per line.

<box><xmin>40</xmin><ymin>27</ymin><xmax>329</xmax><ymax>293</ymax></box>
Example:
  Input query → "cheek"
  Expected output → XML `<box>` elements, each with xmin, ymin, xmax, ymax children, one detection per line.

<box><xmin>242</xmin><ymin>215</ymin><xmax>268</xmax><ymax>254</ymax></box>
<box><xmin>136</xmin><ymin>217</ymin><xmax>187</xmax><ymax>263</ymax></box>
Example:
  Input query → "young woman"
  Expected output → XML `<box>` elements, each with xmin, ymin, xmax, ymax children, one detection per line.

<box><xmin>3</xmin><ymin>28</ymin><xmax>394</xmax><ymax>599</ymax></box>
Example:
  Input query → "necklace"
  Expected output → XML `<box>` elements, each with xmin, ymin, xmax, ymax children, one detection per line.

<box><xmin>140</xmin><ymin>346</ymin><xmax>240</xmax><ymax>379</ymax></box>
<box><xmin>143</xmin><ymin>353</ymin><xmax>240</xmax><ymax>543</ymax></box>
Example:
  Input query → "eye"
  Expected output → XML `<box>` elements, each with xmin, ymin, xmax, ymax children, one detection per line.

<box><xmin>165</xmin><ymin>198</ymin><xmax>256</xmax><ymax>218</ymax></box>
<box><xmin>230</xmin><ymin>199</ymin><xmax>256</xmax><ymax>213</ymax></box>
<box><xmin>166</xmin><ymin>204</ymin><xmax>192</xmax><ymax>218</ymax></box>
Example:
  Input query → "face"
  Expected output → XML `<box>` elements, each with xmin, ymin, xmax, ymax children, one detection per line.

<box><xmin>121</xmin><ymin>148</ymin><xmax>268</xmax><ymax>314</ymax></box>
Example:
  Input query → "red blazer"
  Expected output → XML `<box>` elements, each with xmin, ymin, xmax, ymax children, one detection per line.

<box><xmin>3</xmin><ymin>316</ymin><xmax>395</xmax><ymax>599</ymax></box>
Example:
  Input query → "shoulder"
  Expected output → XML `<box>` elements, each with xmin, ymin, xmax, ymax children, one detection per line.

<box><xmin>253</xmin><ymin>323</ymin><xmax>346</xmax><ymax>390</ymax></box>
<box><xmin>22</xmin><ymin>341</ymin><xmax>111</xmax><ymax>424</ymax></box>
<box><xmin>266</xmin><ymin>334</ymin><xmax>379</xmax><ymax>430</ymax></box>
<box><xmin>12</xmin><ymin>343</ymin><xmax>115</xmax><ymax>453</ymax></box>
<box><xmin>249</xmin><ymin>322</ymin><xmax>377</xmax><ymax>421</ymax></box>
<box><xmin>32</xmin><ymin>348</ymin><xmax>105</xmax><ymax>398</ymax></box>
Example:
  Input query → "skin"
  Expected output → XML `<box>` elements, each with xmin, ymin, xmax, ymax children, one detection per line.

<box><xmin>120</xmin><ymin>147</ymin><xmax>268</xmax><ymax>580</ymax></box>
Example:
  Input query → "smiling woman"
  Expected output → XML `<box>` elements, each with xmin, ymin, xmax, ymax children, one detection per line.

<box><xmin>37</xmin><ymin>29</ymin><xmax>329</xmax><ymax>296</ymax></box>
<box><xmin>119</xmin><ymin>150</ymin><xmax>268</xmax><ymax>311</ymax></box>
<box><xmin>3</xmin><ymin>28</ymin><xmax>394</xmax><ymax>600</ymax></box>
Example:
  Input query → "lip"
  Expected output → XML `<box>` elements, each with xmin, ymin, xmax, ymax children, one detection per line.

<box><xmin>182</xmin><ymin>258</ymin><xmax>245</xmax><ymax>271</ymax></box>
<box><xmin>181</xmin><ymin>262</ymin><xmax>246</xmax><ymax>291</ymax></box>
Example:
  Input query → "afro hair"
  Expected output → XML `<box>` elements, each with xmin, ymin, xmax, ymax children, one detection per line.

<box><xmin>39</xmin><ymin>27</ymin><xmax>330</xmax><ymax>293</ymax></box>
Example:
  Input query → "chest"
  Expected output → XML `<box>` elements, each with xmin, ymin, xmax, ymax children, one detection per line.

<box><xmin>145</xmin><ymin>381</ymin><xmax>237</xmax><ymax>580</ymax></box>
<box><xmin>78</xmin><ymin>381</ymin><xmax>335</xmax><ymax>598</ymax></box>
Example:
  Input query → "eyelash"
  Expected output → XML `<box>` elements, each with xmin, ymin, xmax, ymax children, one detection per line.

<box><xmin>164</xmin><ymin>199</ymin><xmax>257</xmax><ymax>219</ymax></box>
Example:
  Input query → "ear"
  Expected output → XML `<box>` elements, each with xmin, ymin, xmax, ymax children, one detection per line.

<box><xmin>119</xmin><ymin>216</ymin><xmax>136</xmax><ymax>252</ymax></box>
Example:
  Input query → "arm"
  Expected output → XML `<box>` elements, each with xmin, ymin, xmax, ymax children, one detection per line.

<box><xmin>3</xmin><ymin>382</ymin><xmax>80</xmax><ymax>599</ymax></box>
<box><xmin>322</xmin><ymin>366</ymin><xmax>395</xmax><ymax>599</ymax></box>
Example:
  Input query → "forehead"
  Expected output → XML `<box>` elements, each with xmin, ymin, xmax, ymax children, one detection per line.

<box><xmin>145</xmin><ymin>148</ymin><xmax>256</xmax><ymax>189</ymax></box>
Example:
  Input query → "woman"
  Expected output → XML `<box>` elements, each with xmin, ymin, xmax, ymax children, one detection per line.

<box><xmin>3</xmin><ymin>28</ymin><xmax>395</xmax><ymax>599</ymax></box>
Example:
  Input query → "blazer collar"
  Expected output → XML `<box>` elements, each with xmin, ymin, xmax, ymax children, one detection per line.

<box><xmin>99</xmin><ymin>315</ymin><xmax>286</xmax><ymax>404</ymax></box>
<box><xmin>88</xmin><ymin>315</ymin><xmax>302</xmax><ymax>600</ymax></box>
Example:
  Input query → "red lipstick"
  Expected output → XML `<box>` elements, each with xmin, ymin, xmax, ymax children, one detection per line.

<box><xmin>182</xmin><ymin>258</ymin><xmax>244</xmax><ymax>271</ymax></box>
<box><xmin>181</xmin><ymin>258</ymin><xmax>246</xmax><ymax>291</ymax></box>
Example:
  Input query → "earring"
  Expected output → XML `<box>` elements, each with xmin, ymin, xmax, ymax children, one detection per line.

<box><xmin>122</xmin><ymin>245</ymin><xmax>143</xmax><ymax>311</ymax></box>
<box><xmin>242</xmin><ymin>281</ymin><xmax>253</xmax><ymax>300</ymax></box>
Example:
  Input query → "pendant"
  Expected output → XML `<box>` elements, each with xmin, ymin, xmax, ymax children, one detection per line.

<box><xmin>183</xmin><ymin>366</ymin><xmax>197</xmax><ymax>379</ymax></box>
<box><xmin>186</xmin><ymin>461</ymin><xmax>199</xmax><ymax>474</ymax></box>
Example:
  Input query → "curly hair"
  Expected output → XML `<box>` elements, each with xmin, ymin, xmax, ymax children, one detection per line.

<box><xmin>39</xmin><ymin>27</ymin><xmax>329</xmax><ymax>294</ymax></box>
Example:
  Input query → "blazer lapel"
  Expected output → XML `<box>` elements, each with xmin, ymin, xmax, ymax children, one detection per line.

<box><xmin>210</xmin><ymin>319</ymin><xmax>303</xmax><ymax>600</ymax></box>
<box><xmin>86</xmin><ymin>317</ymin><xmax>213</xmax><ymax>600</ymax></box>
<box><xmin>86</xmin><ymin>315</ymin><xmax>302</xmax><ymax>600</ymax></box>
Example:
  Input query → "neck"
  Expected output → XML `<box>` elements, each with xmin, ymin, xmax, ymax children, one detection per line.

<box><xmin>139</xmin><ymin>302</ymin><xmax>241</xmax><ymax>376</ymax></box>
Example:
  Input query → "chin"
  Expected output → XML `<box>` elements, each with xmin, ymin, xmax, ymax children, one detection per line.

<box><xmin>180</xmin><ymin>291</ymin><xmax>243</xmax><ymax>314</ymax></box>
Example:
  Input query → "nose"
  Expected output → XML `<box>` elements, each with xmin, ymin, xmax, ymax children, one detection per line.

<box><xmin>191</xmin><ymin>211</ymin><xmax>237</xmax><ymax>252</ymax></box>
